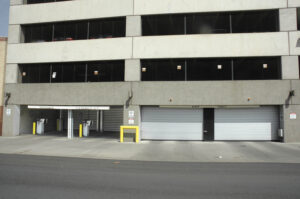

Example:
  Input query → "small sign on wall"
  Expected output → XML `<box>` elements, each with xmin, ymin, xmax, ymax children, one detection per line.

<box><xmin>128</xmin><ymin>118</ymin><xmax>134</xmax><ymax>124</ymax></box>
<box><xmin>6</xmin><ymin>109</ymin><xmax>11</xmax><ymax>116</ymax></box>
<box><xmin>128</xmin><ymin>111</ymin><xmax>134</xmax><ymax>118</ymax></box>
<box><xmin>290</xmin><ymin>113</ymin><xmax>297</xmax><ymax>120</ymax></box>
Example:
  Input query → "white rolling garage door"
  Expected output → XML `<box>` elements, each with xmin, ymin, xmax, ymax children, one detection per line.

<box><xmin>215</xmin><ymin>106</ymin><xmax>279</xmax><ymax>141</ymax></box>
<box><xmin>141</xmin><ymin>107</ymin><xmax>203</xmax><ymax>140</ymax></box>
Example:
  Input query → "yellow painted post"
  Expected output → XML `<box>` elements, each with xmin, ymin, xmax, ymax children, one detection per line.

<box><xmin>120</xmin><ymin>126</ymin><xmax>124</xmax><ymax>143</ymax></box>
<box><xmin>79</xmin><ymin>124</ymin><xmax>83</xmax><ymax>138</ymax></box>
<box><xmin>32</xmin><ymin>122</ymin><xmax>36</xmax><ymax>135</ymax></box>
<box><xmin>135</xmin><ymin>127</ymin><xmax>139</xmax><ymax>143</ymax></box>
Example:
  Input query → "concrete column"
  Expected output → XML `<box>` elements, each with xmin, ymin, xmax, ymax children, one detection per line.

<box><xmin>67</xmin><ymin>110</ymin><xmax>73</xmax><ymax>139</ymax></box>
<box><xmin>279</xmin><ymin>8</ymin><xmax>297</xmax><ymax>32</ymax></box>
<box><xmin>8</xmin><ymin>25</ymin><xmax>22</xmax><ymax>44</ymax></box>
<box><xmin>5</xmin><ymin>64</ymin><xmax>20</xmax><ymax>84</ymax></box>
<box><xmin>126</xmin><ymin>16</ymin><xmax>141</xmax><ymax>37</ymax></box>
<box><xmin>2</xmin><ymin>105</ymin><xmax>20</xmax><ymax>136</ymax></box>
<box><xmin>282</xmin><ymin>104</ymin><xmax>300</xmax><ymax>142</ymax></box>
<box><xmin>281</xmin><ymin>56</ymin><xmax>299</xmax><ymax>80</ymax></box>
<box><xmin>100</xmin><ymin>110</ymin><xmax>104</xmax><ymax>133</ymax></box>
<box><xmin>10</xmin><ymin>0</ymin><xmax>23</xmax><ymax>6</ymax></box>
<box><xmin>125</xmin><ymin>59</ymin><xmax>141</xmax><ymax>82</ymax></box>
<box><xmin>123</xmin><ymin>105</ymin><xmax>141</xmax><ymax>141</ymax></box>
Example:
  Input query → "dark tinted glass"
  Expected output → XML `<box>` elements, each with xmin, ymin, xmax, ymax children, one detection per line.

<box><xmin>231</xmin><ymin>10</ymin><xmax>279</xmax><ymax>33</ymax></box>
<box><xmin>233</xmin><ymin>57</ymin><xmax>281</xmax><ymax>80</ymax></box>
<box><xmin>141</xmin><ymin>59</ymin><xmax>185</xmax><ymax>81</ymax></box>
<box><xmin>27</xmin><ymin>0</ymin><xmax>69</xmax><ymax>4</ymax></box>
<box><xmin>89</xmin><ymin>18</ymin><xmax>126</xmax><ymax>39</ymax></box>
<box><xmin>186</xmin><ymin>13</ymin><xmax>230</xmax><ymax>34</ymax></box>
<box><xmin>142</xmin><ymin>15</ymin><xmax>184</xmax><ymax>36</ymax></box>
<box><xmin>187</xmin><ymin>59</ymin><xmax>232</xmax><ymax>80</ymax></box>
<box><xmin>87</xmin><ymin>61</ymin><xmax>124</xmax><ymax>82</ymax></box>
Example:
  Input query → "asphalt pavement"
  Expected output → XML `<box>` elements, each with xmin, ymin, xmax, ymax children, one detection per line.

<box><xmin>0</xmin><ymin>154</ymin><xmax>300</xmax><ymax>199</ymax></box>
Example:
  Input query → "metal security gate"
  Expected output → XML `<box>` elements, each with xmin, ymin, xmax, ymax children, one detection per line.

<box><xmin>141</xmin><ymin>107</ymin><xmax>203</xmax><ymax>140</ymax></box>
<box><xmin>214</xmin><ymin>106</ymin><xmax>279</xmax><ymax>141</ymax></box>
<box><xmin>103</xmin><ymin>106</ymin><xmax>123</xmax><ymax>132</ymax></box>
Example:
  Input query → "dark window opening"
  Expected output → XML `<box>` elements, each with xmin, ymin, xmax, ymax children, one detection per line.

<box><xmin>186</xmin><ymin>13</ymin><xmax>230</xmax><ymax>34</ymax></box>
<box><xmin>26</xmin><ymin>0</ymin><xmax>70</xmax><ymax>4</ymax></box>
<box><xmin>22</xmin><ymin>17</ymin><xmax>125</xmax><ymax>43</ymax></box>
<box><xmin>187</xmin><ymin>59</ymin><xmax>232</xmax><ymax>80</ymax></box>
<box><xmin>21</xmin><ymin>64</ymin><xmax>51</xmax><ymax>83</ymax></box>
<box><xmin>142</xmin><ymin>9</ymin><xmax>279</xmax><ymax>36</ymax></box>
<box><xmin>141</xmin><ymin>59</ymin><xmax>185</xmax><ymax>81</ymax></box>
<box><xmin>20</xmin><ymin>61</ymin><xmax>124</xmax><ymax>83</ymax></box>
<box><xmin>87</xmin><ymin>61</ymin><xmax>124</xmax><ymax>82</ymax></box>
<box><xmin>231</xmin><ymin>10</ymin><xmax>279</xmax><ymax>33</ymax></box>
<box><xmin>233</xmin><ymin>57</ymin><xmax>281</xmax><ymax>80</ymax></box>
<box><xmin>89</xmin><ymin>18</ymin><xmax>125</xmax><ymax>39</ymax></box>
<box><xmin>142</xmin><ymin>15</ymin><xmax>184</xmax><ymax>36</ymax></box>
<box><xmin>141</xmin><ymin>57</ymin><xmax>281</xmax><ymax>81</ymax></box>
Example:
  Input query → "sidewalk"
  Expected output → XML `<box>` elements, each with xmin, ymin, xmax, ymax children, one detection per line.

<box><xmin>0</xmin><ymin>135</ymin><xmax>300</xmax><ymax>163</ymax></box>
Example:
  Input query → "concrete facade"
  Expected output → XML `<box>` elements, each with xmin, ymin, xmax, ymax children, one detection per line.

<box><xmin>3</xmin><ymin>0</ymin><xmax>300</xmax><ymax>142</ymax></box>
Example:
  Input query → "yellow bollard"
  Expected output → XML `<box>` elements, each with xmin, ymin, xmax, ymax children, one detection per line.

<box><xmin>33</xmin><ymin>122</ymin><xmax>36</xmax><ymax>135</ymax></box>
<box><xmin>79</xmin><ymin>124</ymin><xmax>83</xmax><ymax>138</ymax></box>
<box><xmin>120</xmin><ymin>127</ymin><xmax>124</xmax><ymax>143</ymax></box>
<box><xmin>56</xmin><ymin>119</ymin><xmax>60</xmax><ymax>131</ymax></box>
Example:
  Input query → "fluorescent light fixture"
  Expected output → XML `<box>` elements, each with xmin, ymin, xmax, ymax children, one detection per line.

<box><xmin>28</xmin><ymin>105</ymin><xmax>110</xmax><ymax>110</ymax></box>
<box><xmin>142</xmin><ymin>67</ymin><xmax>147</xmax><ymax>72</ymax></box>
<box><xmin>177</xmin><ymin>65</ymin><xmax>182</xmax><ymax>70</ymax></box>
<box><xmin>217</xmin><ymin>65</ymin><xmax>222</xmax><ymax>70</ymax></box>
<box><xmin>22</xmin><ymin>72</ymin><xmax>26</xmax><ymax>76</ymax></box>
<box><xmin>263</xmin><ymin>64</ymin><xmax>268</xmax><ymax>69</ymax></box>
<box><xmin>52</xmin><ymin>72</ymin><xmax>57</xmax><ymax>78</ymax></box>
<box><xmin>94</xmin><ymin>70</ymin><xmax>99</xmax><ymax>75</ymax></box>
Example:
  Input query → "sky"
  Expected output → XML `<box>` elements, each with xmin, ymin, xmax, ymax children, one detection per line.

<box><xmin>0</xmin><ymin>0</ymin><xmax>9</xmax><ymax>37</ymax></box>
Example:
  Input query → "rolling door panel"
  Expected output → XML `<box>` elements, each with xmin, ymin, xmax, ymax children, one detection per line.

<box><xmin>103</xmin><ymin>106</ymin><xmax>123</xmax><ymax>132</ymax></box>
<box><xmin>214</xmin><ymin>106</ymin><xmax>279</xmax><ymax>141</ymax></box>
<box><xmin>141</xmin><ymin>107</ymin><xmax>203</xmax><ymax>140</ymax></box>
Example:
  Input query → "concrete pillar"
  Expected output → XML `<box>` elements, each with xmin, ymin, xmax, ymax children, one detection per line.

<box><xmin>126</xmin><ymin>16</ymin><xmax>141</xmax><ymax>37</ymax></box>
<box><xmin>282</xmin><ymin>104</ymin><xmax>300</xmax><ymax>142</ymax></box>
<box><xmin>10</xmin><ymin>0</ymin><xmax>23</xmax><ymax>6</ymax></box>
<box><xmin>279</xmin><ymin>8</ymin><xmax>297</xmax><ymax>32</ymax></box>
<box><xmin>67</xmin><ymin>110</ymin><xmax>73</xmax><ymax>139</ymax></box>
<box><xmin>281</xmin><ymin>56</ymin><xmax>299</xmax><ymax>80</ymax></box>
<box><xmin>125</xmin><ymin>59</ymin><xmax>141</xmax><ymax>82</ymax></box>
<box><xmin>100</xmin><ymin>110</ymin><xmax>104</xmax><ymax>133</ymax></box>
<box><xmin>5</xmin><ymin>64</ymin><xmax>20</xmax><ymax>84</ymax></box>
<box><xmin>8</xmin><ymin>25</ymin><xmax>22</xmax><ymax>44</ymax></box>
<box><xmin>123</xmin><ymin>105</ymin><xmax>141</xmax><ymax>141</ymax></box>
<box><xmin>2</xmin><ymin>105</ymin><xmax>20</xmax><ymax>136</ymax></box>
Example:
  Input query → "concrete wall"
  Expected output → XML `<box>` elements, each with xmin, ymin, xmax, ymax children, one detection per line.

<box><xmin>7</xmin><ymin>38</ymin><xmax>133</xmax><ymax>64</ymax></box>
<box><xmin>4</xmin><ymin>80</ymin><xmax>296</xmax><ymax>106</ymax></box>
<box><xmin>2</xmin><ymin>105</ymin><xmax>20</xmax><ymax>136</ymax></box>
<box><xmin>133</xmin><ymin>33</ymin><xmax>289</xmax><ymax>59</ymax></box>
<box><xmin>10</xmin><ymin>0</ymin><xmax>133</xmax><ymax>25</ymax></box>
<box><xmin>134</xmin><ymin>0</ymin><xmax>286</xmax><ymax>15</ymax></box>
<box><xmin>5</xmin><ymin>82</ymin><xmax>131</xmax><ymax>106</ymax></box>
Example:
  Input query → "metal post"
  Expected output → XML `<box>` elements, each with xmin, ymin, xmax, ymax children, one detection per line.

<box><xmin>67</xmin><ymin>110</ymin><xmax>73</xmax><ymax>139</ymax></box>
<box><xmin>96</xmin><ymin>110</ymin><xmax>100</xmax><ymax>132</ymax></box>
<box><xmin>100</xmin><ymin>110</ymin><xmax>104</xmax><ymax>133</ymax></box>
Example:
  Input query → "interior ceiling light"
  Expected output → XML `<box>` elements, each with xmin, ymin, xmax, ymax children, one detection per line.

<box><xmin>94</xmin><ymin>70</ymin><xmax>99</xmax><ymax>75</ymax></box>
<box><xmin>217</xmin><ymin>65</ymin><xmax>222</xmax><ymax>70</ymax></box>
<box><xmin>22</xmin><ymin>72</ymin><xmax>26</xmax><ymax>76</ymax></box>
<box><xmin>263</xmin><ymin>64</ymin><xmax>268</xmax><ymax>69</ymax></box>
<box><xmin>52</xmin><ymin>72</ymin><xmax>57</xmax><ymax>78</ymax></box>
<box><xmin>142</xmin><ymin>67</ymin><xmax>147</xmax><ymax>72</ymax></box>
<box><xmin>177</xmin><ymin>65</ymin><xmax>182</xmax><ymax>70</ymax></box>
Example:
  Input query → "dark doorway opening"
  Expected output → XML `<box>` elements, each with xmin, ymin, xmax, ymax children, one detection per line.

<box><xmin>203</xmin><ymin>109</ymin><xmax>214</xmax><ymax>141</ymax></box>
